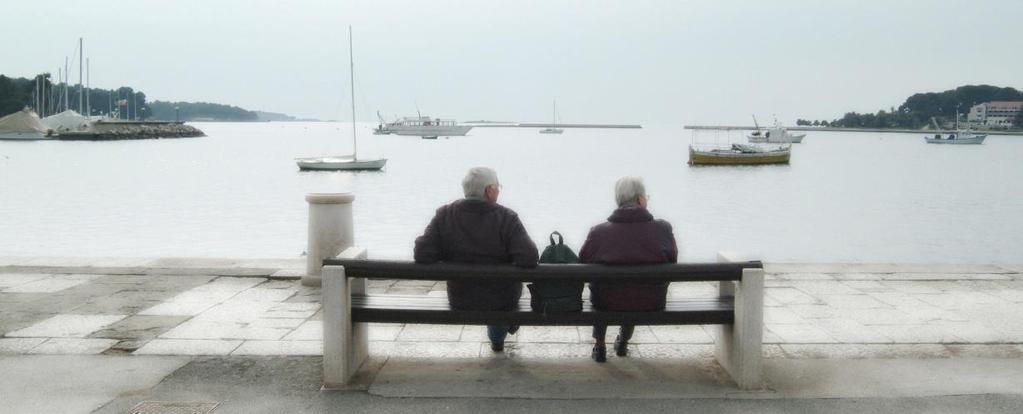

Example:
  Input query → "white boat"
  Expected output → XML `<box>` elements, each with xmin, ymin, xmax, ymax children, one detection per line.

<box><xmin>0</xmin><ymin>108</ymin><xmax>53</xmax><ymax>140</ymax></box>
<box><xmin>924</xmin><ymin>114</ymin><xmax>986</xmax><ymax>144</ymax></box>
<box><xmin>538</xmin><ymin>100</ymin><xmax>563</xmax><ymax>134</ymax></box>
<box><xmin>924</xmin><ymin>132</ymin><xmax>986</xmax><ymax>144</ymax></box>
<box><xmin>747</xmin><ymin>116</ymin><xmax>805</xmax><ymax>143</ymax></box>
<box><xmin>374</xmin><ymin>111</ymin><xmax>472</xmax><ymax>137</ymax></box>
<box><xmin>296</xmin><ymin>27</ymin><xmax>387</xmax><ymax>171</ymax></box>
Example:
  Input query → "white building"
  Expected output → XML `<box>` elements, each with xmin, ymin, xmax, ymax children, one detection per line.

<box><xmin>967</xmin><ymin>101</ymin><xmax>1022</xmax><ymax>127</ymax></box>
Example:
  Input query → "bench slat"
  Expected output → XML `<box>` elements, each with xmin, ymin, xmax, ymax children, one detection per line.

<box><xmin>327</xmin><ymin>260</ymin><xmax>761</xmax><ymax>282</ymax></box>
<box><xmin>351</xmin><ymin>295</ymin><xmax>735</xmax><ymax>326</ymax></box>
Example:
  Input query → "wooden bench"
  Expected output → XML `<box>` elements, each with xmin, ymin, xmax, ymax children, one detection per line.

<box><xmin>321</xmin><ymin>247</ymin><xmax>765</xmax><ymax>389</ymax></box>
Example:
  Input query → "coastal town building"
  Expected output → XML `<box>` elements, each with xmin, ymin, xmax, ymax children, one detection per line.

<box><xmin>967</xmin><ymin>101</ymin><xmax>1022</xmax><ymax>127</ymax></box>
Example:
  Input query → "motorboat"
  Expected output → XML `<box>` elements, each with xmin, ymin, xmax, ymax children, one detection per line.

<box><xmin>924</xmin><ymin>114</ymin><xmax>986</xmax><ymax>144</ymax></box>
<box><xmin>689</xmin><ymin>143</ymin><xmax>791</xmax><ymax>165</ymax></box>
<box><xmin>374</xmin><ymin>111</ymin><xmax>472</xmax><ymax>137</ymax></box>
<box><xmin>748</xmin><ymin>116</ymin><xmax>805</xmax><ymax>143</ymax></box>
<box><xmin>0</xmin><ymin>108</ymin><xmax>53</xmax><ymax>140</ymax></box>
<box><xmin>296</xmin><ymin>27</ymin><xmax>387</xmax><ymax>171</ymax></box>
<box><xmin>924</xmin><ymin>132</ymin><xmax>986</xmax><ymax>144</ymax></box>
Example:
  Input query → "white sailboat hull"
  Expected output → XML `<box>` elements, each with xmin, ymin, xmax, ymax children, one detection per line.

<box><xmin>538</xmin><ymin>128</ymin><xmax>563</xmax><ymax>134</ymax></box>
<box><xmin>296</xmin><ymin>156</ymin><xmax>387</xmax><ymax>171</ymax></box>
<box><xmin>386</xmin><ymin>125</ymin><xmax>473</xmax><ymax>136</ymax></box>
<box><xmin>747</xmin><ymin>133</ymin><xmax>804</xmax><ymax>143</ymax></box>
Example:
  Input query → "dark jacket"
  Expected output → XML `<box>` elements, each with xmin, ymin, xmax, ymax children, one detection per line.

<box><xmin>579</xmin><ymin>206</ymin><xmax>678</xmax><ymax>311</ymax></box>
<box><xmin>414</xmin><ymin>198</ymin><xmax>539</xmax><ymax>310</ymax></box>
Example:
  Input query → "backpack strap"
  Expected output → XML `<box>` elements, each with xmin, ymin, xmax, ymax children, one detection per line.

<box><xmin>549</xmin><ymin>231</ymin><xmax>564</xmax><ymax>246</ymax></box>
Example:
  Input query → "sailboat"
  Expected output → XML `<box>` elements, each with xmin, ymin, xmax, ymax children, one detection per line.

<box><xmin>296</xmin><ymin>27</ymin><xmax>387</xmax><ymax>171</ymax></box>
<box><xmin>538</xmin><ymin>100</ymin><xmax>563</xmax><ymax>134</ymax></box>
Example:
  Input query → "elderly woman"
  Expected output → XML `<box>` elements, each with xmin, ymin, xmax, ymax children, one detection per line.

<box><xmin>579</xmin><ymin>176</ymin><xmax>678</xmax><ymax>362</ymax></box>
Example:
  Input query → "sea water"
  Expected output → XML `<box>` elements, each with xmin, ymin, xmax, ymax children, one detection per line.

<box><xmin>1</xmin><ymin>122</ymin><xmax>1021</xmax><ymax>263</ymax></box>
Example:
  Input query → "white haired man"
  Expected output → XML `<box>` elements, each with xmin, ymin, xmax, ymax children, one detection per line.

<box><xmin>414</xmin><ymin>167</ymin><xmax>539</xmax><ymax>352</ymax></box>
<box><xmin>579</xmin><ymin>176</ymin><xmax>678</xmax><ymax>362</ymax></box>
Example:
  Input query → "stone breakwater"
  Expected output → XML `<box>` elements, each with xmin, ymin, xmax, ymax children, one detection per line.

<box><xmin>57</xmin><ymin>120</ymin><xmax>205</xmax><ymax>140</ymax></box>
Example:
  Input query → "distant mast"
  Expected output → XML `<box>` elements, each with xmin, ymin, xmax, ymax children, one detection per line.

<box><xmin>349</xmin><ymin>25</ymin><xmax>358</xmax><ymax>160</ymax></box>
<box><xmin>79</xmin><ymin>37</ymin><xmax>83</xmax><ymax>114</ymax></box>
<box><xmin>86</xmin><ymin>58</ymin><xmax>91</xmax><ymax>119</ymax></box>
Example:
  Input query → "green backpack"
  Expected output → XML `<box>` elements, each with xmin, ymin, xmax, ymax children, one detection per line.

<box><xmin>527</xmin><ymin>232</ymin><xmax>584</xmax><ymax>313</ymax></box>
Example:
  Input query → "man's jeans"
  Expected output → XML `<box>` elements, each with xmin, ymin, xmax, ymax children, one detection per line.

<box><xmin>487</xmin><ymin>325</ymin><xmax>512</xmax><ymax>345</ymax></box>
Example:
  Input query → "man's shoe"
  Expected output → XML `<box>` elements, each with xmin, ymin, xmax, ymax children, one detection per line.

<box><xmin>613</xmin><ymin>335</ymin><xmax>629</xmax><ymax>357</ymax></box>
<box><xmin>491</xmin><ymin>342</ymin><xmax>505</xmax><ymax>352</ymax></box>
<box><xmin>591</xmin><ymin>345</ymin><xmax>607</xmax><ymax>363</ymax></box>
<box><xmin>508</xmin><ymin>325</ymin><xmax>520</xmax><ymax>335</ymax></box>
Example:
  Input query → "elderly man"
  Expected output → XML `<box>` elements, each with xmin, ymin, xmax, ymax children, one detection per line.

<box><xmin>414</xmin><ymin>167</ymin><xmax>539</xmax><ymax>352</ymax></box>
<box><xmin>579</xmin><ymin>176</ymin><xmax>678</xmax><ymax>362</ymax></box>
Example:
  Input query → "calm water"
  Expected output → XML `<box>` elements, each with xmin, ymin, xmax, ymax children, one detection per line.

<box><xmin>1</xmin><ymin>122</ymin><xmax>1022</xmax><ymax>263</ymax></box>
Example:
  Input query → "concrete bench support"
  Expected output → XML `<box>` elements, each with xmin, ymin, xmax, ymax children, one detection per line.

<box><xmin>713</xmin><ymin>251</ymin><xmax>764</xmax><ymax>390</ymax></box>
<box><xmin>303</xmin><ymin>193</ymin><xmax>355</xmax><ymax>287</ymax></box>
<box><xmin>322</xmin><ymin>247</ymin><xmax>368</xmax><ymax>389</ymax></box>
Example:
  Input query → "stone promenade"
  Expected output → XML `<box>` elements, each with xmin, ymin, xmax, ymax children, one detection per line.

<box><xmin>2</xmin><ymin>257</ymin><xmax>1023</xmax><ymax>413</ymax></box>
<box><xmin>2</xmin><ymin>258</ymin><xmax>1022</xmax><ymax>359</ymax></box>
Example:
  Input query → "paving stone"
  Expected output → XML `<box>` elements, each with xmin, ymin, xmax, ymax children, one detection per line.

<box><xmin>766</xmin><ymin>287</ymin><xmax>819</xmax><ymax>305</ymax></box>
<box><xmin>779</xmin><ymin>344</ymin><xmax>952</xmax><ymax>359</ymax></box>
<box><xmin>793</xmin><ymin>281</ymin><xmax>859</xmax><ymax>296</ymax></box>
<box><xmin>503</xmin><ymin>342</ymin><xmax>592</xmax><ymax>359</ymax></box>
<box><xmin>396</xmin><ymin>324</ymin><xmax>464</xmax><ymax>342</ymax></box>
<box><xmin>946</xmin><ymin>344</ymin><xmax>1023</xmax><ymax>358</ymax></box>
<box><xmin>159</xmin><ymin>320</ymin><xmax>291</xmax><ymax>341</ymax></box>
<box><xmin>2</xmin><ymin>274</ymin><xmax>100</xmax><ymax>293</ymax></box>
<box><xmin>868</xmin><ymin>324</ymin><xmax>961</xmax><ymax>343</ymax></box>
<box><xmin>231</xmin><ymin>288</ymin><xmax>296</xmax><ymax>302</ymax></box>
<box><xmin>6</xmin><ymin>314</ymin><xmax>126</xmax><ymax>338</ymax></box>
<box><xmin>631</xmin><ymin>344</ymin><xmax>716</xmax><ymax>359</ymax></box>
<box><xmin>776</xmin><ymin>273</ymin><xmax>835</xmax><ymax>281</ymax></box>
<box><xmin>649</xmin><ymin>326</ymin><xmax>714</xmax><ymax>344</ymax></box>
<box><xmin>786</xmin><ymin>304</ymin><xmax>840</xmax><ymax>319</ymax></box>
<box><xmin>915</xmin><ymin>291</ymin><xmax>1010</xmax><ymax>310</ymax></box>
<box><xmin>840</xmin><ymin>280</ymin><xmax>888</xmax><ymax>291</ymax></box>
<box><xmin>765</xmin><ymin>308</ymin><xmax>808</xmax><ymax>324</ymax></box>
<box><xmin>371</xmin><ymin>341</ymin><xmax>482</xmax><ymax>358</ymax></box>
<box><xmin>460</xmin><ymin>325</ymin><xmax>488</xmax><ymax>342</ymax></box>
<box><xmin>134</xmin><ymin>339</ymin><xmax>242</xmax><ymax>355</ymax></box>
<box><xmin>232</xmin><ymin>340</ymin><xmax>321</xmax><ymax>356</ymax></box>
<box><xmin>249</xmin><ymin>318</ymin><xmax>306</xmax><ymax>329</ymax></box>
<box><xmin>29</xmin><ymin>338</ymin><xmax>119</xmax><ymax>354</ymax></box>
<box><xmin>813</xmin><ymin>319</ymin><xmax>893</xmax><ymax>344</ymax></box>
<box><xmin>0</xmin><ymin>273</ymin><xmax>51</xmax><ymax>288</ymax></box>
<box><xmin>88</xmin><ymin>315</ymin><xmax>191</xmax><ymax>340</ymax></box>
<box><xmin>766</xmin><ymin>324</ymin><xmax>838</xmax><ymax>343</ymax></box>
<box><xmin>0</xmin><ymin>338</ymin><xmax>48</xmax><ymax>354</ymax></box>
<box><xmin>819</xmin><ymin>294</ymin><xmax>890</xmax><ymax>309</ymax></box>
<box><xmin>262</xmin><ymin>302</ymin><xmax>319</xmax><ymax>319</ymax></box>
<box><xmin>282</xmin><ymin>321</ymin><xmax>322</xmax><ymax>341</ymax></box>
<box><xmin>623</xmin><ymin>326</ymin><xmax>659</xmax><ymax>344</ymax></box>
<box><xmin>516</xmin><ymin>326</ymin><xmax>580</xmax><ymax>343</ymax></box>
<box><xmin>256</xmin><ymin>280</ymin><xmax>297</xmax><ymax>289</ymax></box>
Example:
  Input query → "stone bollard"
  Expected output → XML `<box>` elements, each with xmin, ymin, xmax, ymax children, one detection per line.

<box><xmin>302</xmin><ymin>193</ymin><xmax>355</xmax><ymax>287</ymax></box>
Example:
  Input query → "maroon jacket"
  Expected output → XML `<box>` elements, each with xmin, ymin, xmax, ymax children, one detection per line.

<box><xmin>414</xmin><ymin>199</ymin><xmax>539</xmax><ymax>310</ymax></box>
<box><xmin>579</xmin><ymin>206</ymin><xmax>678</xmax><ymax>311</ymax></box>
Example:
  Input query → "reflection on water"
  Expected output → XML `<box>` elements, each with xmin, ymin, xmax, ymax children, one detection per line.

<box><xmin>1</xmin><ymin>122</ymin><xmax>1022</xmax><ymax>263</ymax></box>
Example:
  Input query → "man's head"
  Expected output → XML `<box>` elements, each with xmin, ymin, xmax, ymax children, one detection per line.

<box><xmin>463</xmin><ymin>167</ymin><xmax>501</xmax><ymax>203</ymax></box>
<box><xmin>614</xmin><ymin>176</ymin><xmax>647</xmax><ymax>208</ymax></box>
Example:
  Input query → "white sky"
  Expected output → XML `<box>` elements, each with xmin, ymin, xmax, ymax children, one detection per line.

<box><xmin>4</xmin><ymin>0</ymin><xmax>1022</xmax><ymax>124</ymax></box>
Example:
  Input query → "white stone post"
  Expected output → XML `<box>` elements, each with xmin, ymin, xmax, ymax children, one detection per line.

<box><xmin>303</xmin><ymin>193</ymin><xmax>355</xmax><ymax>287</ymax></box>
<box><xmin>714</xmin><ymin>251</ymin><xmax>764</xmax><ymax>390</ymax></box>
<box><xmin>322</xmin><ymin>247</ymin><xmax>369</xmax><ymax>389</ymax></box>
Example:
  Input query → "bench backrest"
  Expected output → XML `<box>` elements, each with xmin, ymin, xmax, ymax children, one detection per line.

<box><xmin>324</xmin><ymin>259</ymin><xmax>763</xmax><ymax>282</ymax></box>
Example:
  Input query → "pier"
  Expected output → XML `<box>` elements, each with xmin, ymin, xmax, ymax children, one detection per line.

<box><xmin>57</xmin><ymin>120</ymin><xmax>205</xmax><ymax>140</ymax></box>
<box><xmin>685</xmin><ymin>125</ymin><xmax>1023</xmax><ymax>136</ymax></box>
<box><xmin>466</xmin><ymin>122</ymin><xmax>642</xmax><ymax>129</ymax></box>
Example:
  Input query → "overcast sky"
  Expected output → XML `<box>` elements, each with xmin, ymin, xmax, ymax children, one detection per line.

<box><xmin>5</xmin><ymin>0</ymin><xmax>1022</xmax><ymax>125</ymax></box>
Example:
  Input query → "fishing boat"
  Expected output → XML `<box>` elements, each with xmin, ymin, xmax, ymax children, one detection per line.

<box><xmin>747</xmin><ymin>116</ymin><xmax>805</xmax><ymax>143</ymax></box>
<box><xmin>538</xmin><ymin>100</ymin><xmax>563</xmax><ymax>134</ymax></box>
<box><xmin>296</xmin><ymin>27</ymin><xmax>387</xmax><ymax>171</ymax></box>
<box><xmin>924</xmin><ymin>115</ymin><xmax>986</xmax><ymax>144</ymax></box>
<box><xmin>688</xmin><ymin>143</ymin><xmax>791</xmax><ymax>165</ymax></box>
<box><xmin>373</xmin><ymin>111</ymin><xmax>472</xmax><ymax>138</ymax></box>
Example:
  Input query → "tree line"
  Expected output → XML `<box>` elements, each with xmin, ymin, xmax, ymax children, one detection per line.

<box><xmin>796</xmin><ymin>85</ymin><xmax>1023</xmax><ymax>129</ymax></box>
<box><xmin>1</xmin><ymin>73</ymin><xmax>259</xmax><ymax>122</ymax></box>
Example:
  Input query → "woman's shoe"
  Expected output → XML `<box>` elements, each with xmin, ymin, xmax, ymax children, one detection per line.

<box><xmin>591</xmin><ymin>345</ymin><xmax>607</xmax><ymax>363</ymax></box>
<box><xmin>613</xmin><ymin>335</ymin><xmax>629</xmax><ymax>357</ymax></box>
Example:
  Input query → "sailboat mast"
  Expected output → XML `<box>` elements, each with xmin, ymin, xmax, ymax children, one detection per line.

<box><xmin>86</xmin><ymin>58</ymin><xmax>91</xmax><ymax>119</ymax></box>
<box><xmin>349</xmin><ymin>26</ymin><xmax>357</xmax><ymax>160</ymax></box>
<box><xmin>553</xmin><ymin>100</ymin><xmax>556</xmax><ymax>127</ymax></box>
<box><xmin>79</xmin><ymin>37</ymin><xmax>84</xmax><ymax>114</ymax></box>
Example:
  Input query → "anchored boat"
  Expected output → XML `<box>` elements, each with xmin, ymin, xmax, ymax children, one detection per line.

<box><xmin>374</xmin><ymin>112</ymin><xmax>472</xmax><ymax>138</ymax></box>
<box><xmin>688</xmin><ymin>143</ymin><xmax>791</xmax><ymax>165</ymax></box>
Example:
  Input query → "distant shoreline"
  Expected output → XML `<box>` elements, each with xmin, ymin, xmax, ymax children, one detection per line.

<box><xmin>684</xmin><ymin>125</ymin><xmax>1023</xmax><ymax>136</ymax></box>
